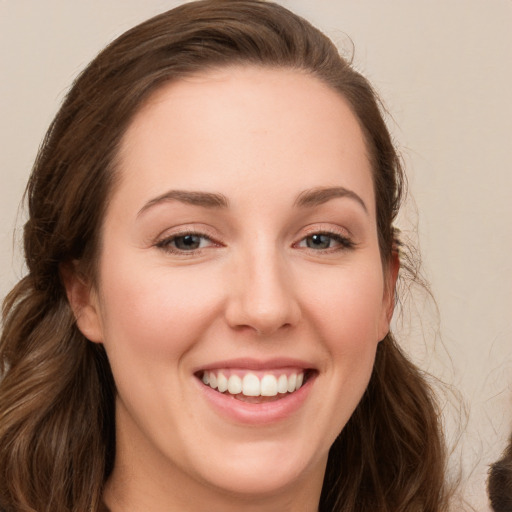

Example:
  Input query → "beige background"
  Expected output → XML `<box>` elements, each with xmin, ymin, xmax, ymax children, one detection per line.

<box><xmin>1</xmin><ymin>1</ymin><xmax>511</xmax><ymax>510</ymax></box>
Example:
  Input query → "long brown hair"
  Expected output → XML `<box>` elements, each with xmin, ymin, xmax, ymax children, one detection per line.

<box><xmin>0</xmin><ymin>1</ymin><xmax>450</xmax><ymax>510</ymax></box>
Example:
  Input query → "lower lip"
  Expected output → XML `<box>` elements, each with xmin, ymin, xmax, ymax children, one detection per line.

<box><xmin>196</xmin><ymin>374</ymin><xmax>315</xmax><ymax>425</ymax></box>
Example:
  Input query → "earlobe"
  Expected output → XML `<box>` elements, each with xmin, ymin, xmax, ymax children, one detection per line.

<box><xmin>60</xmin><ymin>261</ymin><xmax>104</xmax><ymax>343</ymax></box>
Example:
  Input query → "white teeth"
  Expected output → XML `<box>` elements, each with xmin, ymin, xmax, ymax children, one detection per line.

<box><xmin>277</xmin><ymin>374</ymin><xmax>288</xmax><ymax>394</ymax></box>
<box><xmin>204</xmin><ymin>370</ymin><xmax>306</xmax><ymax>397</ymax></box>
<box><xmin>295</xmin><ymin>372</ymin><xmax>304</xmax><ymax>390</ymax></box>
<box><xmin>227</xmin><ymin>374</ymin><xmax>242</xmax><ymax>394</ymax></box>
<box><xmin>242</xmin><ymin>374</ymin><xmax>260</xmax><ymax>396</ymax></box>
<box><xmin>217</xmin><ymin>372</ymin><xmax>228</xmax><ymax>392</ymax></box>
<box><xmin>260</xmin><ymin>374</ymin><xmax>278</xmax><ymax>396</ymax></box>
<box><xmin>287</xmin><ymin>373</ymin><xmax>297</xmax><ymax>393</ymax></box>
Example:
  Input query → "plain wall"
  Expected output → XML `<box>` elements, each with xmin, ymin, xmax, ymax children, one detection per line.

<box><xmin>1</xmin><ymin>1</ymin><xmax>511</xmax><ymax>510</ymax></box>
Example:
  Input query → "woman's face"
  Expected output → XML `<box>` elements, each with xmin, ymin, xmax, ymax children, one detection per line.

<box><xmin>76</xmin><ymin>66</ymin><xmax>396</xmax><ymax>507</ymax></box>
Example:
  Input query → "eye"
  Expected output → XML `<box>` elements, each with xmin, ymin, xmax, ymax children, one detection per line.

<box><xmin>296</xmin><ymin>232</ymin><xmax>354</xmax><ymax>251</ymax></box>
<box><xmin>156</xmin><ymin>233</ymin><xmax>216</xmax><ymax>253</ymax></box>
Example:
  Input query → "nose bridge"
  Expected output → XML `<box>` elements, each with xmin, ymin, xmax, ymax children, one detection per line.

<box><xmin>226</xmin><ymin>239</ymin><xmax>300</xmax><ymax>335</ymax></box>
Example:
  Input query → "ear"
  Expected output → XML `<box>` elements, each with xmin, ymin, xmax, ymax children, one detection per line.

<box><xmin>378</xmin><ymin>249</ymin><xmax>400</xmax><ymax>341</ymax></box>
<box><xmin>60</xmin><ymin>261</ymin><xmax>104</xmax><ymax>343</ymax></box>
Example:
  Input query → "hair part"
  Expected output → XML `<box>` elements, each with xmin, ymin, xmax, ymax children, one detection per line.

<box><xmin>1</xmin><ymin>1</ymin><xmax>449</xmax><ymax>510</ymax></box>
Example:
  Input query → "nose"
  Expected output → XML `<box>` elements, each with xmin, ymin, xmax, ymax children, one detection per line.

<box><xmin>224</xmin><ymin>247</ymin><xmax>301</xmax><ymax>336</ymax></box>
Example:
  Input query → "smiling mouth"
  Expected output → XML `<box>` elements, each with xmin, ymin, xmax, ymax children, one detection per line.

<box><xmin>197</xmin><ymin>369</ymin><xmax>314</xmax><ymax>404</ymax></box>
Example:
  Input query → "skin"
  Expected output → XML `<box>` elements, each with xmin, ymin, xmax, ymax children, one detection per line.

<box><xmin>67</xmin><ymin>66</ymin><xmax>397</xmax><ymax>512</ymax></box>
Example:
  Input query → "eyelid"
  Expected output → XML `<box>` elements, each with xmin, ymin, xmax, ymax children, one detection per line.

<box><xmin>299</xmin><ymin>223</ymin><xmax>353</xmax><ymax>238</ymax></box>
<box><xmin>154</xmin><ymin>223</ymin><xmax>219</xmax><ymax>242</ymax></box>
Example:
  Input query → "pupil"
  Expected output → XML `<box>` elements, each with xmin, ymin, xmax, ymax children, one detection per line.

<box><xmin>308</xmin><ymin>234</ymin><xmax>330</xmax><ymax>249</ymax></box>
<box><xmin>176</xmin><ymin>235</ymin><xmax>200</xmax><ymax>250</ymax></box>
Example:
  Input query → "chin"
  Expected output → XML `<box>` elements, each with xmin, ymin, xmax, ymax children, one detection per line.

<box><xmin>187</xmin><ymin>437</ymin><xmax>328</xmax><ymax>498</ymax></box>
<box><xmin>202</xmin><ymin>456</ymin><xmax>321</xmax><ymax>498</ymax></box>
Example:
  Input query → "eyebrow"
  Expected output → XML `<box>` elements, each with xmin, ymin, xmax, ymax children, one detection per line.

<box><xmin>137</xmin><ymin>185</ymin><xmax>367</xmax><ymax>217</ymax></box>
<box><xmin>137</xmin><ymin>190</ymin><xmax>229</xmax><ymax>217</ymax></box>
<box><xmin>294</xmin><ymin>186</ymin><xmax>368</xmax><ymax>213</ymax></box>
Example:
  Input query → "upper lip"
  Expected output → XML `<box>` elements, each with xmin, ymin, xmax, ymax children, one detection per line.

<box><xmin>193</xmin><ymin>357</ymin><xmax>315</xmax><ymax>373</ymax></box>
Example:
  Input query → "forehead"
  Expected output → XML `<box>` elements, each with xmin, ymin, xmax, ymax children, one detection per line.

<box><xmin>114</xmin><ymin>65</ymin><xmax>374</xmax><ymax>215</ymax></box>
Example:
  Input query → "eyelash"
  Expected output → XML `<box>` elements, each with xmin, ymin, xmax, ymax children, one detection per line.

<box><xmin>155</xmin><ymin>229</ymin><xmax>355</xmax><ymax>255</ymax></box>
<box><xmin>155</xmin><ymin>231</ymin><xmax>220</xmax><ymax>255</ymax></box>
<box><xmin>294</xmin><ymin>231</ymin><xmax>355</xmax><ymax>252</ymax></box>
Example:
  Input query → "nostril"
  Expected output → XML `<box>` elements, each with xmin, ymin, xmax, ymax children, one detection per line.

<box><xmin>225</xmin><ymin>299</ymin><xmax>301</xmax><ymax>336</ymax></box>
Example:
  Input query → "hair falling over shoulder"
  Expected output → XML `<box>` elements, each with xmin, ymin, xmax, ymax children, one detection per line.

<box><xmin>1</xmin><ymin>1</ymin><xmax>453</xmax><ymax>510</ymax></box>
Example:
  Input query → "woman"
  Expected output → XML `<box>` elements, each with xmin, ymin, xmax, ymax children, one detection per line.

<box><xmin>0</xmin><ymin>1</ymin><xmax>451</xmax><ymax>510</ymax></box>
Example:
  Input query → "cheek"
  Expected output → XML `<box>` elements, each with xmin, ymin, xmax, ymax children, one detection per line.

<box><xmin>97</xmin><ymin>256</ymin><xmax>223</xmax><ymax>364</ymax></box>
<box><xmin>301</xmin><ymin>261</ymin><xmax>386</xmax><ymax>350</ymax></box>
<box><xmin>295</xmin><ymin>261</ymin><xmax>384</xmax><ymax>440</ymax></box>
